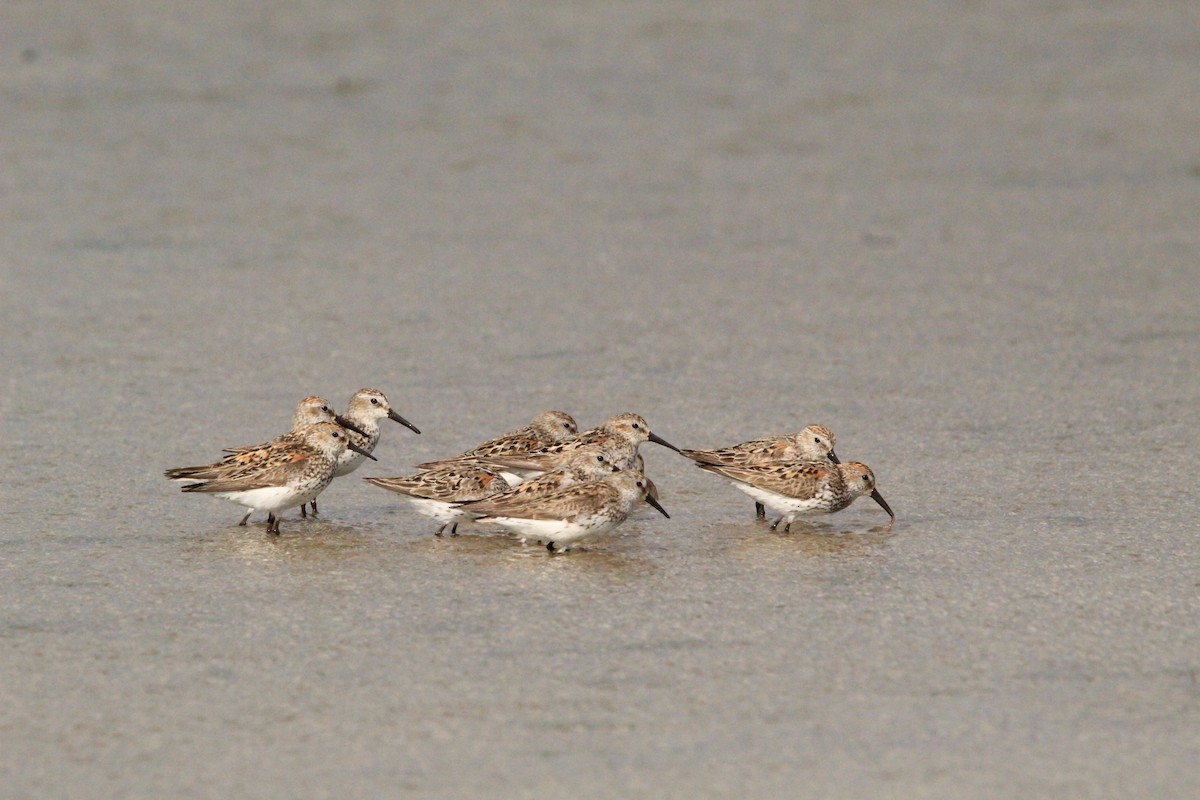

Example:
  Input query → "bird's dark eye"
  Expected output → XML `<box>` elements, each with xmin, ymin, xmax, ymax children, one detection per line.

<box><xmin>631</xmin><ymin>423</ymin><xmax>640</xmax><ymax>429</ymax></box>
<box><xmin>332</xmin><ymin>431</ymin><xmax>341</xmax><ymax>438</ymax></box>
<box><xmin>597</xmin><ymin>455</ymin><xmax>605</xmax><ymax>462</ymax></box>
<box><xmin>814</xmin><ymin>437</ymin><xmax>823</xmax><ymax>445</ymax></box>
<box><xmin>370</xmin><ymin>398</ymin><xmax>379</xmax><ymax>404</ymax></box>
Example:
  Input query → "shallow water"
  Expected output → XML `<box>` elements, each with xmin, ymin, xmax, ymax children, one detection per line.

<box><xmin>3</xmin><ymin>2</ymin><xmax>1199</xmax><ymax>797</ymax></box>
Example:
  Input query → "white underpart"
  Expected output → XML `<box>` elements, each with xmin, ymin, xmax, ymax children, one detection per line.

<box><xmin>726</xmin><ymin>482</ymin><xmax>831</xmax><ymax>525</ymax></box>
<box><xmin>208</xmin><ymin>485</ymin><xmax>312</xmax><ymax>515</ymax></box>
<box><xmin>332</xmin><ymin>427</ymin><xmax>380</xmax><ymax>477</ymax></box>
<box><xmin>484</xmin><ymin>511</ymin><xmax>619</xmax><ymax>548</ymax></box>
<box><xmin>403</xmin><ymin>497</ymin><xmax>476</xmax><ymax>526</ymax></box>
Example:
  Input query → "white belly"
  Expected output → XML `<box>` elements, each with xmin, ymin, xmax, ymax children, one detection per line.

<box><xmin>332</xmin><ymin>431</ymin><xmax>380</xmax><ymax>477</ymax></box>
<box><xmin>728</xmin><ymin>482</ymin><xmax>827</xmax><ymax>521</ymax></box>
<box><xmin>211</xmin><ymin>485</ymin><xmax>306</xmax><ymax>514</ymax></box>
<box><xmin>332</xmin><ymin>452</ymin><xmax>366</xmax><ymax>478</ymax></box>
<box><xmin>486</xmin><ymin>513</ymin><xmax>619</xmax><ymax>548</ymax></box>
<box><xmin>403</xmin><ymin>496</ymin><xmax>473</xmax><ymax>526</ymax></box>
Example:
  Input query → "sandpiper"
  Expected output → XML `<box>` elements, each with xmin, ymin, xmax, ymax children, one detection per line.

<box><xmin>466</xmin><ymin>469</ymin><xmax>669</xmax><ymax>553</ymax></box>
<box><xmin>220</xmin><ymin>396</ymin><xmax>370</xmax><ymax>458</ymax></box>
<box><xmin>306</xmin><ymin>388</ymin><xmax>421</xmax><ymax>516</ymax></box>
<box><xmin>694</xmin><ymin>459</ymin><xmax>894</xmax><ymax>531</ymax></box>
<box><xmin>477</xmin><ymin>412</ymin><xmax>679</xmax><ymax>478</ymax></box>
<box><xmin>167</xmin><ymin>422</ymin><xmax>376</xmax><ymax>534</ymax></box>
<box><xmin>167</xmin><ymin>397</ymin><xmax>368</xmax><ymax>525</ymax></box>
<box><xmin>681</xmin><ymin>424</ymin><xmax>839</xmax><ymax>518</ymax></box>
<box><xmin>457</xmin><ymin>447</ymin><xmax>620</xmax><ymax>509</ymax></box>
<box><xmin>363</xmin><ymin>464</ymin><xmax>508</xmax><ymax>536</ymax></box>
<box><xmin>414</xmin><ymin>410</ymin><xmax>578</xmax><ymax>481</ymax></box>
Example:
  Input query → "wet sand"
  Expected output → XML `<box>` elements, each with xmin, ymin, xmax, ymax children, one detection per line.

<box><xmin>2</xmin><ymin>2</ymin><xmax>1199</xmax><ymax>797</ymax></box>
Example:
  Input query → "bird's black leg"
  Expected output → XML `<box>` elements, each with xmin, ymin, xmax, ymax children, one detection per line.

<box><xmin>755</xmin><ymin>502</ymin><xmax>765</xmax><ymax>519</ymax></box>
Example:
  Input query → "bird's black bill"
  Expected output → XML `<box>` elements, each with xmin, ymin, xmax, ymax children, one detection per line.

<box><xmin>388</xmin><ymin>409</ymin><xmax>421</xmax><ymax>434</ymax></box>
<box><xmin>648</xmin><ymin>431</ymin><xmax>681</xmax><ymax>453</ymax></box>
<box><xmin>870</xmin><ymin>489</ymin><xmax>895</xmax><ymax>521</ymax></box>
<box><xmin>645</xmin><ymin>495</ymin><xmax>671</xmax><ymax>519</ymax></box>
<box><xmin>334</xmin><ymin>415</ymin><xmax>370</xmax><ymax>438</ymax></box>
<box><xmin>347</xmin><ymin>441</ymin><xmax>378</xmax><ymax>461</ymax></box>
<box><xmin>828</xmin><ymin>449</ymin><xmax>841</xmax><ymax>464</ymax></box>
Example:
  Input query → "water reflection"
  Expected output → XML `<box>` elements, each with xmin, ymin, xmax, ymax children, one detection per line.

<box><xmin>182</xmin><ymin>515</ymin><xmax>656</xmax><ymax>580</ymax></box>
<box><xmin>709</xmin><ymin>517</ymin><xmax>896</xmax><ymax>562</ymax></box>
<box><xmin>185</xmin><ymin>518</ymin><xmax>393</xmax><ymax>566</ymax></box>
<box><xmin>402</xmin><ymin>525</ymin><xmax>657</xmax><ymax>580</ymax></box>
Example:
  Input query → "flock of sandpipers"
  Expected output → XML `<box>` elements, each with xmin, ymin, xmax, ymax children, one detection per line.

<box><xmin>165</xmin><ymin>389</ymin><xmax>895</xmax><ymax>552</ymax></box>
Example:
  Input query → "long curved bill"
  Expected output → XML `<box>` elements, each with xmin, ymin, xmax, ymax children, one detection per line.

<box><xmin>388</xmin><ymin>409</ymin><xmax>421</xmax><ymax>435</ymax></box>
<box><xmin>645</xmin><ymin>494</ymin><xmax>671</xmax><ymax>519</ymax></box>
<box><xmin>870</xmin><ymin>489</ymin><xmax>895</xmax><ymax>523</ymax></box>
<box><xmin>648</xmin><ymin>431</ymin><xmax>681</xmax><ymax>453</ymax></box>
<box><xmin>347</xmin><ymin>440</ymin><xmax>378</xmax><ymax>461</ymax></box>
<box><xmin>334</xmin><ymin>414</ymin><xmax>370</xmax><ymax>439</ymax></box>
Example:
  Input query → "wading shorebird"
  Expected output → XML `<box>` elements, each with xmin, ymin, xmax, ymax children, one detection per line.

<box><xmin>364</xmin><ymin>464</ymin><xmax>508</xmax><ymax>537</ymax></box>
<box><xmin>681</xmin><ymin>424</ymin><xmax>838</xmax><ymax>519</ymax></box>
<box><xmin>304</xmin><ymin>388</ymin><xmax>421</xmax><ymax>516</ymax></box>
<box><xmin>465</xmin><ymin>469</ymin><xmax>669</xmax><ymax>553</ymax></box>
<box><xmin>476</xmin><ymin>412</ymin><xmax>679</xmax><ymax>480</ymax></box>
<box><xmin>694</xmin><ymin>459</ymin><xmax>894</xmax><ymax>532</ymax></box>
<box><xmin>415</xmin><ymin>410</ymin><xmax>578</xmax><ymax>486</ymax></box>
<box><xmin>167</xmin><ymin>422</ymin><xmax>376</xmax><ymax>535</ymax></box>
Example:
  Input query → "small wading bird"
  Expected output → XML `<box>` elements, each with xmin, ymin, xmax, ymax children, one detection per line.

<box><xmin>166</xmin><ymin>422</ymin><xmax>376</xmax><ymax>535</ymax></box>
<box><xmin>363</xmin><ymin>464</ymin><xmax>509</xmax><ymax>537</ymax></box>
<box><xmin>303</xmin><ymin>388</ymin><xmax>421</xmax><ymax>517</ymax></box>
<box><xmin>461</xmin><ymin>469</ymin><xmax>669</xmax><ymax>553</ymax></box>
<box><xmin>680</xmin><ymin>424</ymin><xmax>839</xmax><ymax>519</ymax></box>
<box><xmin>693</xmin><ymin>459</ymin><xmax>894</xmax><ymax>532</ymax></box>
<box><xmin>475</xmin><ymin>412</ymin><xmax>679</xmax><ymax>480</ymax></box>
<box><xmin>414</xmin><ymin>410</ymin><xmax>578</xmax><ymax>485</ymax></box>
